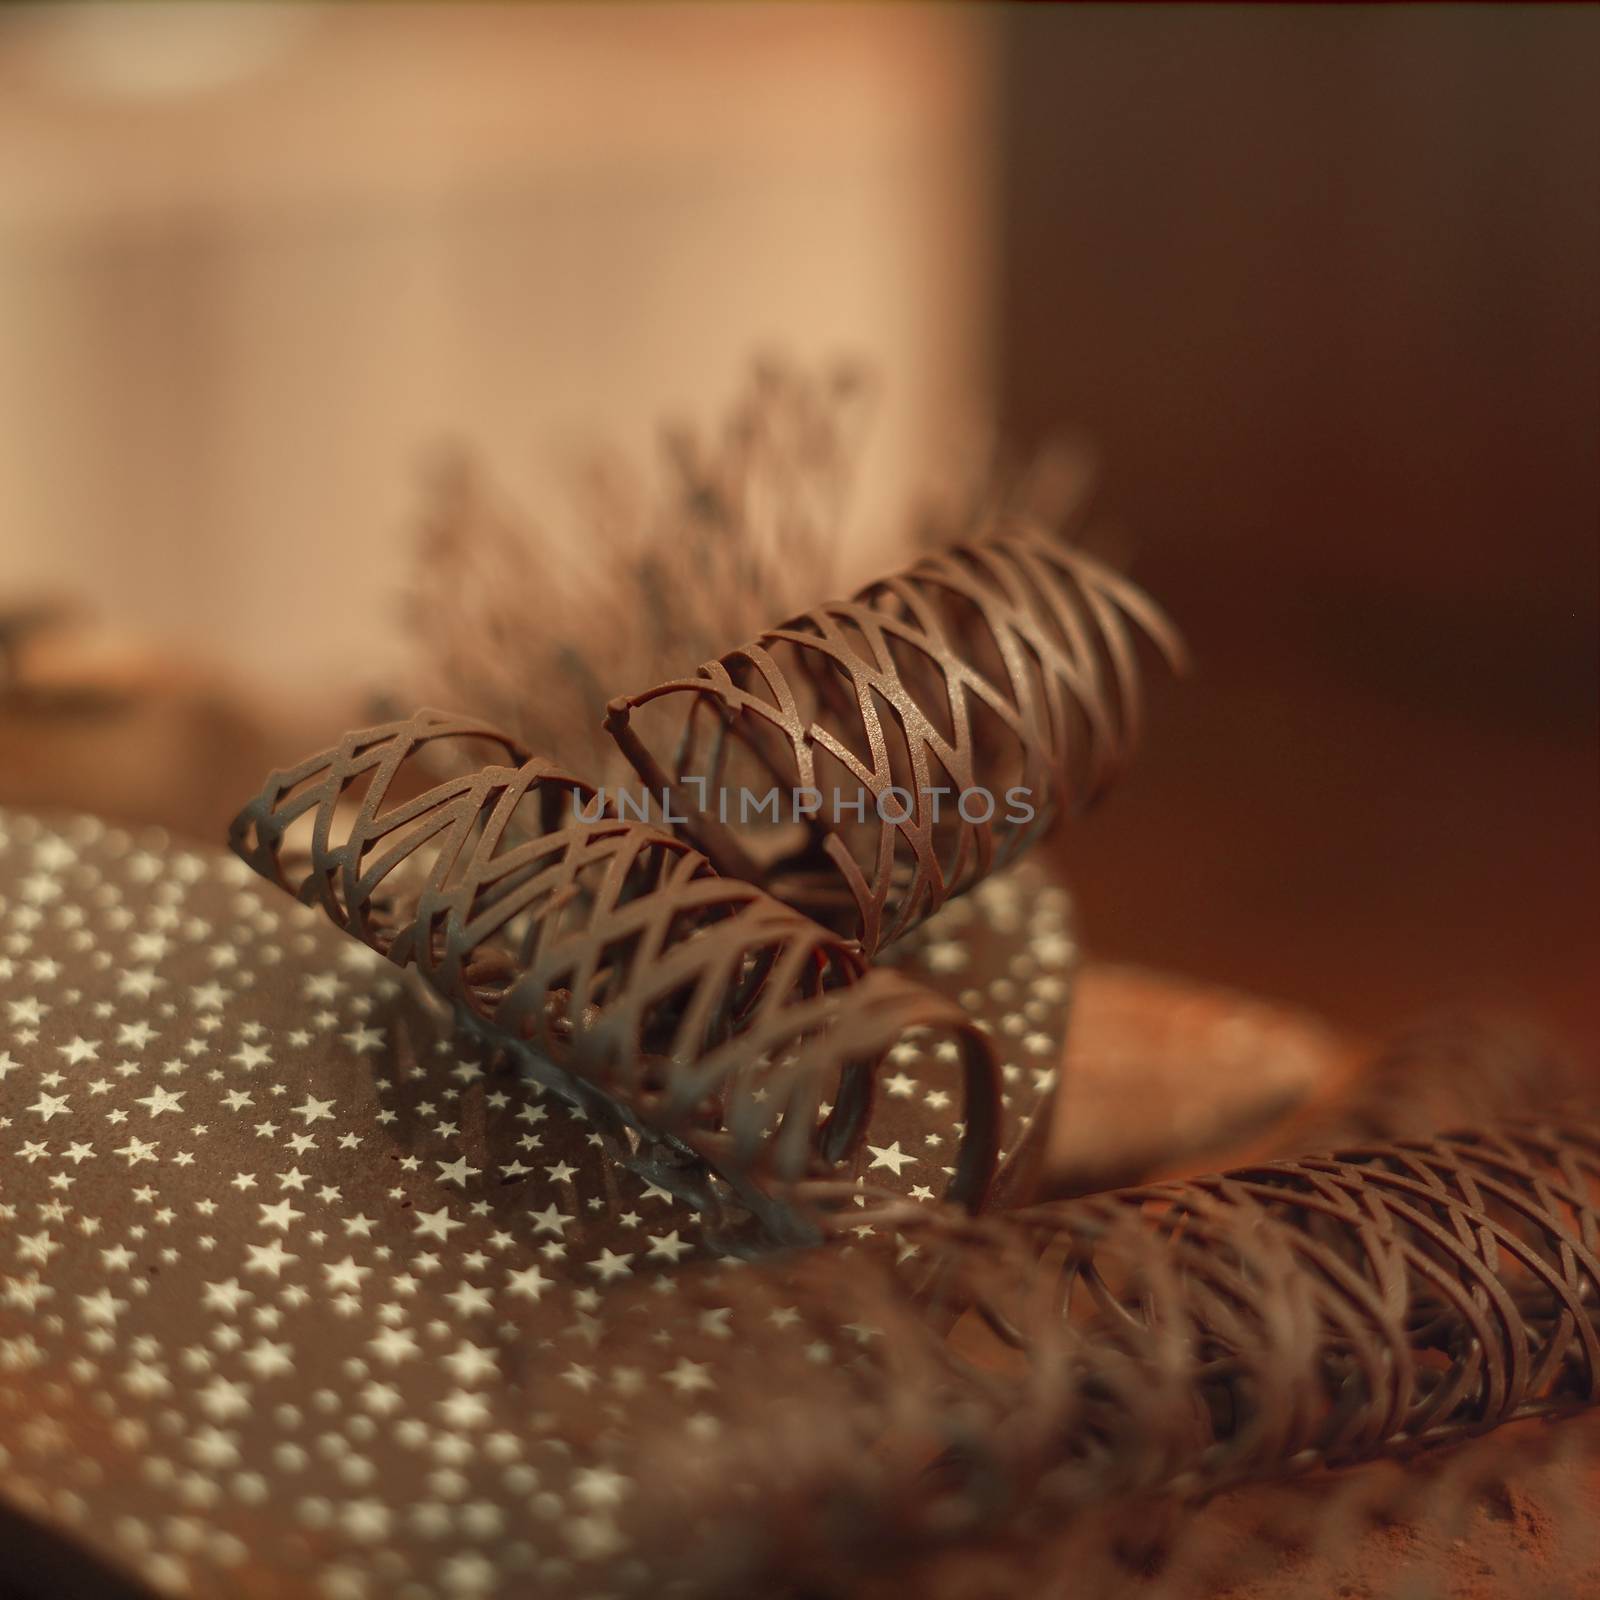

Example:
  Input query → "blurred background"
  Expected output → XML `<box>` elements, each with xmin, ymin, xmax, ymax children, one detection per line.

<box><xmin>1</xmin><ymin>4</ymin><xmax>1595</xmax><ymax>1050</ymax></box>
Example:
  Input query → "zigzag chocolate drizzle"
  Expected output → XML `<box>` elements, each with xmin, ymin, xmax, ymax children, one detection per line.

<box><xmin>605</xmin><ymin>525</ymin><xmax>1185</xmax><ymax>954</ymax></box>
<box><xmin>229</xmin><ymin>710</ymin><xmax>999</xmax><ymax>1237</ymax></box>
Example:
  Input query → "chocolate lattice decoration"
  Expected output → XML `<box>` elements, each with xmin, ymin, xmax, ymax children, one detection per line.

<box><xmin>605</xmin><ymin>526</ymin><xmax>1185</xmax><ymax>953</ymax></box>
<box><xmin>856</xmin><ymin>1115</ymin><xmax>1600</xmax><ymax>1523</ymax></box>
<box><xmin>229</xmin><ymin>710</ymin><xmax>1000</xmax><ymax>1234</ymax></box>
<box><xmin>483</xmin><ymin>1112</ymin><xmax>1600</xmax><ymax>1599</ymax></box>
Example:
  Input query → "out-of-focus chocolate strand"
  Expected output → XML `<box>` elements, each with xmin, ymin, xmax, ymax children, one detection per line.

<box><xmin>1271</xmin><ymin>1011</ymin><xmax>1589</xmax><ymax>1154</ymax></box>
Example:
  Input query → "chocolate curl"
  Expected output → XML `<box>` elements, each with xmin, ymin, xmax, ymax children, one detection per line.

<box><xmin>229</xmin><ymin>711</ymin><xmax>1000</xmax><ymax>1235</ymax></box>
<box><xmin>526</xmin><ymin>1115</ymin><xmax>1600</xmax><ymax>1597</ymax></box>
<box><xmin>886</xmin><ymin>1116</ymin><xmax>1600</xmax><ymax>1512</ymax></box>
<box><xmin>228</xmin><ymin>707</ymin><xmax>537</xmax><ymax>949</ymax></box>
<box><xmin>605</xmin><ymin>526</ymin><xmax>1185</xmax><ymax>955</ymax></box>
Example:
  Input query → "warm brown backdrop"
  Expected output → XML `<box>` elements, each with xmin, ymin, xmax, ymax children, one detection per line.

<box><xmin>3</xmin><ymin>6</ymin><xmax>1594</xmax><ymax>1059</ymax></box>
<box><xmin>1001</xmin><ymin>7</ymin><xmax>1598</xmax><ymax>1051</ymax></box>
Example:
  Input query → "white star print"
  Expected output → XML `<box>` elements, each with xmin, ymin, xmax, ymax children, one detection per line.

<box><xmin>243</xmin><ymin>1240</ymin><xmax>297</xmax><ymax>1278</ymax></box>
<box><xmin>435</xmin><ymin>1156</ymin><xmax>480</xmax><ymax>1187</ymax></box>
<box><xmin>520</xmin><ymin>1200</ymin><xmax>570</xmax><ymax>1240</ymax></box>
<box><xmin>196</xmin><ymin>1375</ymin><xmax>251</xmax><ymax>1421</ymax></box>
<box><xmin>866</xmin><ymin>1140</ymin><xmax>916</xmax><ymax>1175</ymax></box>
<box><xmin>413</xmin><ymin>1206</ymin><xmax>463</xmax><ymax>1242</ymax></box>
<box><xmin>587</xmin><ymin>1249</ymin><xmax>634</xmax><ymax>1284</ymax></box>
<box><xmin>368</xmin><ymin>1327</ymin><xmax>419</xmax><ymax>1366</ymax></box>
<box><xmin>78</xmin><ymin>1288</ymin><xmax>128</xmax><ymax>1324</ymax></box>
<box><xmin>437</xmin><ymin>1388</ymin><xmax>489</xmax><ymax>1429</ymax></box>
<box><xmin>444</xmin><ymin>1281</ymin><xmax>493</xmax><ymax>1317</ymax></box>
<box><xmin>322</xmin><ymin>1256</ymin><xmax>371</xmax><ymax>1292</ymax></box>
<box><xmin>572</xmin><ymin>1465</ymin><xmax>630</xmax><ymax>1508</ymax></box>
<box><xmin>202</xmin><ymin>1279</ymin><xmax>252</xmax><ymax>1314</ymax></box>
<box><xmin>241</xmin><ymin>1338</ymin><xmax>294</xmax><ymax>1379</ymax></box>
<box><xmin>646</xmin><ymin>1231</ymin><xmax>693</xmax><ymax>1264</ymax></box>
<box><xmin>441</xmin><ymin>1340</ymin><xmax>498</xmax><ymax>1385</ymax></box>
<box><xmin>505</xmin><ymin>1264</ymin><xmax>548</xmax><ymax>1302</ymax></box>
<box><xmin>358</xmin><ymin>1380</ymin><xmax>401</xmax><ymax>1415</ymax></box>
<box><xmin>290</xmin><ymin>1094</ymin><xmax>334</xmax><ymax>1124</ymax></box>
<box><xmin>663</xmin><ymin>1358</ymin><xmax>713</xmax><ymax>1395</ymax></box>
<box><xmin>339</xmin><ymin>1500</ymin><xmax>390</xmax><ymax>1543</ymax></box>
<box><xmin>3</xmin><ymin>1277</ymin><xmax>51</xmax><ymax>1311</ymax></box>
<box><xmin>257</xmin><ymin>1199</ymin><xmax>304</xmax><ymax>1232</ymax></box>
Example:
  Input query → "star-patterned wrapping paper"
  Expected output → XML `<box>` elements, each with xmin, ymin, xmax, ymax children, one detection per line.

<box><xmin>0</xmin><ymin>806</ymin><xmax>1075</xmax><ymax>1599</ymax></box>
